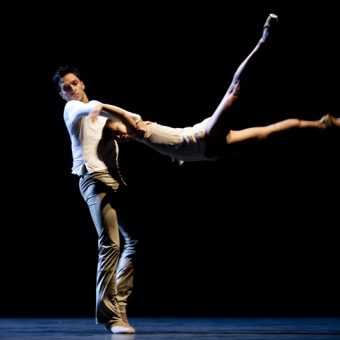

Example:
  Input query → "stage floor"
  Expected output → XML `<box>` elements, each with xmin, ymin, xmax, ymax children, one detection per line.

<box><xmin>1</xmin><ymin>316</ymin><xmax>340</xmax><ymax>339</ymax></box>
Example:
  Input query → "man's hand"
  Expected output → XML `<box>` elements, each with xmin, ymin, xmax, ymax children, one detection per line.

<box><xmin>130</xmin><ymin>120</ymin><xmax>152</xmax><ymax>139</ymax></box>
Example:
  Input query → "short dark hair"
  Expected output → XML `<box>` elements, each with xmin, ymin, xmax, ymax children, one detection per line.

<box><xmin>52</xmin><ymin>65</ymin><xmax>81</xmax><ymax>91</ymax></box>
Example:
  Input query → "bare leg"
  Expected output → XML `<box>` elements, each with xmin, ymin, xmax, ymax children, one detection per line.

<box><xmin>226</xmin><ymin>114</ymin><xmax>338</xmax><ymax>144</ymax></box>
<box><xmin>205</xmin><ymin>14</ymin><xmax>279</xmax><ymax>155</ymax></box>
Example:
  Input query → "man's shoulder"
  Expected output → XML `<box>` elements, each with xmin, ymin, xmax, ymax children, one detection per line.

<box><xmin>64</xmin><ymin>99</ymin><xmax>101</xmax><ymax>115</ymax></box>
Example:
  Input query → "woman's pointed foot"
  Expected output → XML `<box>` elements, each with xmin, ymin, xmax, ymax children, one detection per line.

<box><xmin>261</xmin><ymin>13</ymin><xmax>279</xmax><ymax>43</ymax></box>
<box><xmin>320</xmin><ymin>113</ymin><xmax>340</xmax><ymax>128</ymax></box>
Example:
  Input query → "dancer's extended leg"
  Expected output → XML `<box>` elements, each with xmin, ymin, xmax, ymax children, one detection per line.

<box><xmin>226</xmin><ymin>114</ymin><xmax>337</xmax><ymax>144</ymax></box>
<box><xmin>204</xmin><ymin>13</ymin><xmax>279</xmax><ymax>156</ymax></box>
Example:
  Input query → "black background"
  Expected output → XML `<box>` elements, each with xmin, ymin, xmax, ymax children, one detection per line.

<box><xmin>2</xmin><ymin>1</ymin><xmax>339</xmax><ymax>318</ymax></box>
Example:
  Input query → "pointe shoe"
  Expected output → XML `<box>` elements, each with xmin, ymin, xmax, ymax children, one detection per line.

<box><xmin>261</xmin><ymin>13</ymin><xmax>279</xmax><ymax>43</ymax></box>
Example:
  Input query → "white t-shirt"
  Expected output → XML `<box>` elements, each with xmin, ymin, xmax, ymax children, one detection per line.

<box><xmin>63</xmin><ymin>100</ymin><xmax>119</xmax><ymax>175</ymax></box>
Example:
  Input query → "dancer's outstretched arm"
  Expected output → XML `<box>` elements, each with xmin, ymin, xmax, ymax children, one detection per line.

<box><xmin>226</xmin><ymin>114</ymin><xmax>337</xmax><ymax>144</ymax></box>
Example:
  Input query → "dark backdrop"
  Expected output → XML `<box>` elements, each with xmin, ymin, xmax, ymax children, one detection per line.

<box><xmin>2</xmin><ymin>1</ymin><xmax>339</xmax><ymax>318</ymax></box>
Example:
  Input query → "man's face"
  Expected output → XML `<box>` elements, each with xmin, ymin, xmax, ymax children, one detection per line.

<box><xmin>59</xmin><ymin>73</ymin><xmax>86</xmax><ymax>102</ymax></box>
